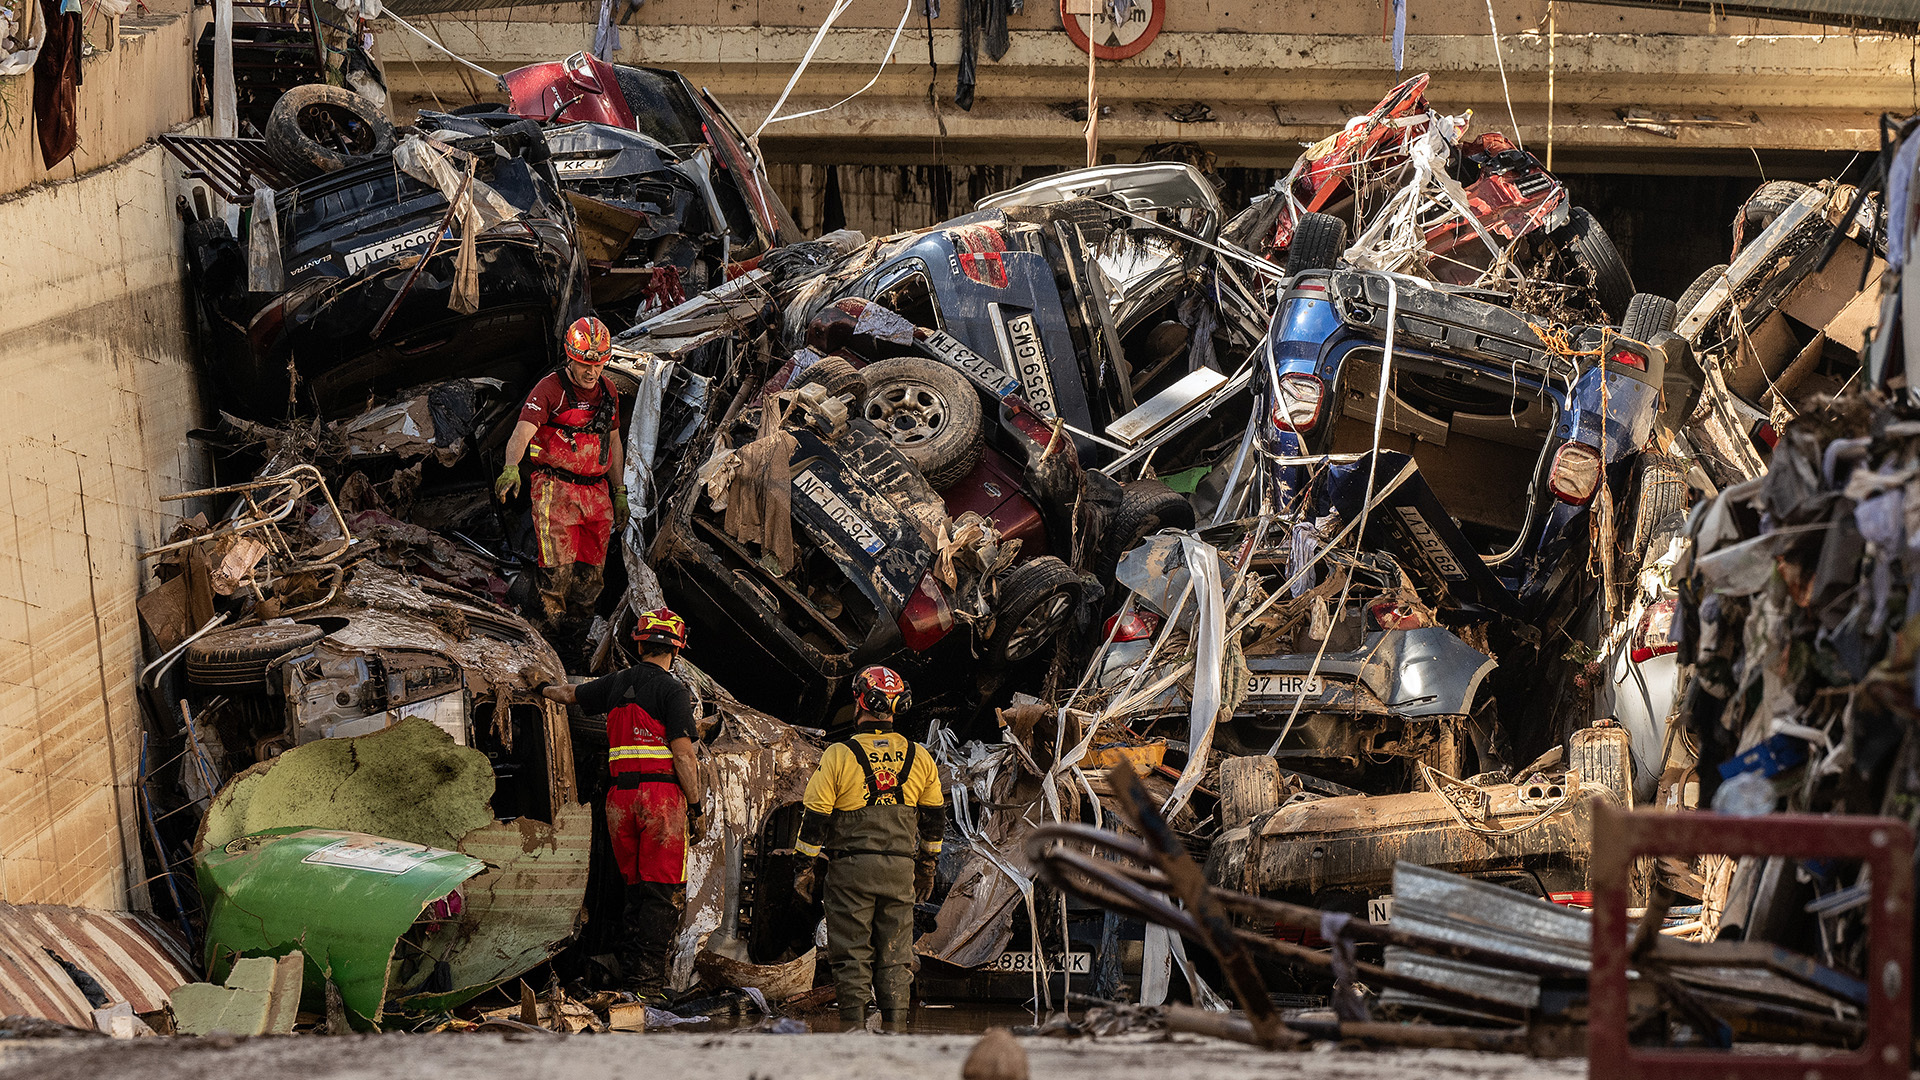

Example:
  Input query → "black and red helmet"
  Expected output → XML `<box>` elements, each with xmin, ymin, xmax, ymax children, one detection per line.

<box><xmin>852</xmin><ymin>665</ymin><xmax>911</xmax><ymax>717</ymax></box>
<box><xmin>632</xmin><ymin>607</ymin><xmax>688</xmax><ymax>650</ymax></box>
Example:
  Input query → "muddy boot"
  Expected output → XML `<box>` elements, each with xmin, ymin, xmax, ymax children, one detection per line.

<box><xmin>616</xmin><ymin>884</ymin><xmax>671</xmax><ymax>1001</ymax></box>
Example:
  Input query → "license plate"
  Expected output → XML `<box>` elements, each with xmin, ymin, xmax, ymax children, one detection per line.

<box><xmin>344</xmin><ymin>223</ymin><xmax>442</xmax><ymax>274</ymax></box>
<box><xmin>1392</xmin><ymin>506</ymin><xmax>1467</xmax><ymax>580</ymax></box>
<box><xmin>981</xmin><ymin>951</ymin><xmax>1090</xmax><ymax>974</ymax></box>
<box><xmin>1368</xmin><ymin>895</ymin><xmax>1394</xmax><ymax>924</ymax></box>
<box><xmin>794</xmin><ymin>468</ymin><xmax>886</xmax><ymax>555</ymax></box>
<box><xmin>552</xmin><ymin>155</ymin><xmax>613</xmax><ymax>175</ymax></box>
<box><xmin>1003</xmin><ymin>312</ymin><xmax>1058</xmax><ymax>417</ymax></box>
<box><xmin>922</xmin><ymin>330</ymin><xmax>1020</xmax><ymax>399</ymax></box>
<box><xmin>1247</xmin><ymin>674</ymin><xmax>1324</xmax><ymax>698</ymax></box>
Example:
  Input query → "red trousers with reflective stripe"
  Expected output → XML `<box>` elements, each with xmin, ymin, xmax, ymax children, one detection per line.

<box><xmin>531</xmin><ymin>472</ymin><xmax>612</xmax><ymax>569</ymax></box>
<box><xmin>606</xmin><ymin>779</ymin><xmax>688</xmax><ymax>885</ymax></box>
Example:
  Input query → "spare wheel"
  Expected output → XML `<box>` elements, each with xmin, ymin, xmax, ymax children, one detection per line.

<box><xmin>858</xmin><ymin>356</ymin><xmax>984</xmax><ymax>489</ymax></box>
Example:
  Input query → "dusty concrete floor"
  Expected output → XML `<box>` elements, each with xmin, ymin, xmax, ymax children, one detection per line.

<box><xmin>0</xmin><ymin>1031</ymin><xmax>1584</xmax><ymax>1080</ymax></box>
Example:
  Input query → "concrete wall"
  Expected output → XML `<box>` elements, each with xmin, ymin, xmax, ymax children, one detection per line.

<box><xmin>0</xmin><ymin>0</ymin><xmax>198</xmax><ymax>198</ymax></box>
<box><xmin>373</xmin><ymin>2</ymin><xmax>1903</xmax><ymax>169</ymax></box>
<box><xmin>0</xmin><ymin>14</ymin><xmax>208</xmax><ymax>905</ymax></box>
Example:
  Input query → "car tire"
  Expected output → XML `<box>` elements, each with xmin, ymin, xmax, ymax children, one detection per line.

<box><xmin>1619</xmin><ymin>292</ymin><xmax>1678</xmax><ymax>342</ymax></box>
<box><xmin>1629</xmin><ymin>452</ymin><xmax>1691</xmax><ymax>572</ymax></box>
<box><xmin>1555</xmin><ymin>208</ymin><xmax>1635</xmax><ymax>320</ymax></box>
<box><xmin>264</xmin><ymin>84</ymin><xmax>396</xmax><ymax>178</ymax></box>
<box><xmin>986</xmin><ymin>556</ymin><xmax>1082</xmax><ymax>666</ymax></box>
<box><xmin>185</xmin><ymin>623</ymin><xmax>326</xmax><ymax>689</ymax></box>
<box><xmin>1409</xmin><ymin>719</ymin><xmax>1472</xmax><ymax>789</ymax></box>
<box><xmin>1097</xmin><ymin>479</ymin><xmax>1197</xmax><ymax>582</ymax></box>
<box><xmin>858</xmin><ymin>356</ymin><xmax>984</xmax><ymax>489</ymax></box>
<box><xmin>1732</xmin><ymin>180</ymin><xmax>1814</xmax><ymax>256</ymax></box>
<box><xmin>492</xmin><ymin>118</ymin><xmax>551</xmax><ymax>164</ymax></box>
<box><xmin>1285</xmin><ymin>211</ymin><xmax>1348</xmax><ymax>275</ymax></box>
<box><xmin>1217</xmin><ymin>755</ymin><xmax>1282</xmax><ymax>830</ymax></box>
<box><xmin>1676</xmin><ymin>263</ymin><xmax>1729</xmax><ymax>319</ymax></box>
<box><xmin>791</xmin><ymin>356</ymin><xmax>867</xmax><ymax>409</ymax></box>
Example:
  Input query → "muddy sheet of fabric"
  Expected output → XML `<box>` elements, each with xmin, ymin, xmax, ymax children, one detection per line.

<box><xmin>723</xmin><ymin>430</ymin><xmax>797</xmax><ymax>573</ymax></box>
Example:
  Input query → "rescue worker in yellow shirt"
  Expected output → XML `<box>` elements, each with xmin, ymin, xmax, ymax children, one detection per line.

<box><xmin>792</xmin><ymin>666</ymin><xmax>944</xmax><ymax>1026</ymax></box>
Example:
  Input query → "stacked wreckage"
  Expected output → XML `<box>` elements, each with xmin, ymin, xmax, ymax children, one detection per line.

<box><xmin>23</xmin><ymin>65</ymin><xmax>1909</xmax><ymax>1057</ymax></box>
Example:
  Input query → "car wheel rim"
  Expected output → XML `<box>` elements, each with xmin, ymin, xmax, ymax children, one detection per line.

<box><xmin>865</xmin><ymin>382</ymin><xmax>947</xmax><ymax>447</ymax></box>
<box><xmin>301</xmin><ymin>104</ymin><xmax>377</xmax><ymax>155</ymax></box>
<box><xmin>1003</xmin><ymin>590</ymin><xmax>1073</xmax><ymax>661</ymax></box>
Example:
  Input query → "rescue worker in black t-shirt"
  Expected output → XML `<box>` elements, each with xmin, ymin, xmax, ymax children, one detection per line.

<box><xmin>793</xmin><ymin>666</ymin><xmax>944</xmax><ymax>1025</ymax></box>
<box><xmin>542</xmin><ymin>608</ymin><xmax>706</xmax><ymax>999</ymax></box>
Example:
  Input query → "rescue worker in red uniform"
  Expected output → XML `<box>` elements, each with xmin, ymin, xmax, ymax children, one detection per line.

<box><xmin>793</xmin><ymin>667</ymin><xmax>943</xmax><ymax>1026</ymax></box>
<box><xmin>496</xmin><ymin>316</ymin><xmax>629</xmax><ymax>648</ymax></box>
<box><xmin>542</xmin><ymin>608</ymin><xmax>706</xmax><ymax>999</ymax></box>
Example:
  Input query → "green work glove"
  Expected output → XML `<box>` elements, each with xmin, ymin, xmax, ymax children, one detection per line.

<box><xmin>494</xmin><ymin>463</ymin><xmax>522</xmax><ymax>502</ymax></box>
<box><xmin>612</xmin><ymin>483</ymin><xmax>630</xmax><ymax>523</ymax></box>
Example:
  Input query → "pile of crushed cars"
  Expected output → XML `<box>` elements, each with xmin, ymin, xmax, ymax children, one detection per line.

<box><xmin>53</xmin><ymin>59</ymin><xmax>1901</xmax><ymax>1054</ymax></box>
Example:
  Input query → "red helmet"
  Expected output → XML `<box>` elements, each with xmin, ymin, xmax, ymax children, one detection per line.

<box><xmin>632</xmin><ymin>607</ymin><xmax>688</xmax><ymax>650</ymax></box>
<box><xmin>852</xmin><ymin>665</ymin><xmax>910</xmax><ymax>717</ymax></box>
<box><xmin>563</xmin><ymin>316</ymin><xmax>611</xmax><ymax>366</ymax></box>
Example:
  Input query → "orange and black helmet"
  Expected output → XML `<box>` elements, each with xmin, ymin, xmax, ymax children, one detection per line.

<box><xmin>632</xmin><ymin>607</ymin><xmax>688</xmax><ymax>650</ymax></box>
<box><xmin>563</xmin><ymin>315</ymin><xmax>612</xmax><ymax>366</ymax></box>
<box><xmin>852</xmin><ymin>665</ymin><xmax>910</xmax><ymax>717</ymax></box>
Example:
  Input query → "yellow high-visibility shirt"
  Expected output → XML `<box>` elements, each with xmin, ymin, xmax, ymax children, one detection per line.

<box><xmin>798</xmin><ymin>728</ymin><xmax>943</xmax><ymax>857</ymax></box>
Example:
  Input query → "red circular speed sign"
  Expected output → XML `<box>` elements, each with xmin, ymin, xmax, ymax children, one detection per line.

<box><xmin>1061</xmin><ymin>0</ymin><xmax>1165</xmax><ymax>60</ymax></box>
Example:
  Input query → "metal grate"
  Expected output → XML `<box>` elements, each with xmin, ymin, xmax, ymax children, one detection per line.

<box><xmin>157</xmin><ymin>134</ymin><xmax>300</xmax><ymax>203</ymax></box>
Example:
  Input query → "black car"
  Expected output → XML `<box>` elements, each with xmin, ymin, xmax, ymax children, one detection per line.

<box><xmin>180</xmin><ymin>120</ymin><xmax>583</xmax><ymax>419</ymax></box>
<box><xmin>653</xmin><ymin>386</ymin><xmax>1087</xmax><ymax>731</ymax></box>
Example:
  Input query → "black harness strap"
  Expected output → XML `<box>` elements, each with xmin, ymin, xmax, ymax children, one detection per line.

<box><xmin>843</xmin><ymin>734</ymin><xmax>916</xmax><ymax>807</ymax></box>
<box><xmin>543</xmin><ymin>375</ymin><xmax>619</xmax><ymax>467</ymax></box>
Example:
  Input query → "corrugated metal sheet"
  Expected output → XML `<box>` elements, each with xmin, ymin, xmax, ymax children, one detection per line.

<box><xmin>0</xmin><ymin>905</ymin><xmax>198</xmax><ymax>1026</ymax></box>
<box><xmin>1559</xmin><ymin>0</ymin><xmax>1919</xmax><ymax>30</ymax></box>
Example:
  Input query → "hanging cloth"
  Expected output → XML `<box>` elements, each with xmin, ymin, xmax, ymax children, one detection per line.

<box><xmin>32</xmin><ymin>0</ymin><xmax>81</xmax><ymax>169</ymax></box>
<box><xmin>955</xmin><ymin>0</ymin><xmax>981</xmax><ymax>111</ymax></box>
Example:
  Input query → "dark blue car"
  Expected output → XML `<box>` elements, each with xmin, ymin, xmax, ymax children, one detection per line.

<box><xmin>1263</xmin><ymin>268</ymin><xmax>1672</xmax><ymax>614</ymax></box>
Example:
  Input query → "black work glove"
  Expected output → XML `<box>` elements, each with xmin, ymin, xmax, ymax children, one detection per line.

<box><xmin>794</xmin><ymin>856</ymin><xmax>828</xmax><ymax>903</ymax></box>
<box><xmin>914</xmin><ymin>857</ymin><xmax>937</xmax><ymax>904</ymax></box>
<box><xmin>686</xmin><ymin>800</ymin><xmax>708</xmax><ymax>845</ymax></box>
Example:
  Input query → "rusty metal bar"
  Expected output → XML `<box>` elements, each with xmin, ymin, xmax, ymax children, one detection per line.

<box><xmin>1097</xmin><ymin>762</ymin><xmax>1293</xmax><ymax>1048</ymax></box>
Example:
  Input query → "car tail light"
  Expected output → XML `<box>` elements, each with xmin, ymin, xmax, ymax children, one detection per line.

<box><xmin>1003</xmin><ymin>396</ymin><xmax>1073</xmax><ymax>464</ymax></box>
<box><xmin>1606</xmin><ymin>347</ymin><xmax>1646</xmax><ymax>371</ymax></box>
<box><xmin>958</xmin><ymin>251</ymin><xmax>1008</xmax><ymax>288</ymax></box>
<box><xmin>1548</xmin><ymin>441</ymin><xmax>1603</xmax><ymax>505</ymax></box>
<box><xmin>897</xmin><ymin>571</ymin><xmax>955</xmax><ymax>651</ymax></box>
<box><xmin>1270</xmin><ymin>373</ymin><xmax>1326</xmax><ymax>433</ymax></box>
<box><xmin>1368</xmin><ymin>600</ymin><xmax>1429</xmax><ymax>630</ymax></box>
<box><xmin>1630</xmin><ymin>596</ymin><xmax>1679</xmax><ymax>663</ymax></box>
<box><xmin>1103</xmin><ymin>610</ymin><xmax>1160</xmax><ymax>643</ymax></box>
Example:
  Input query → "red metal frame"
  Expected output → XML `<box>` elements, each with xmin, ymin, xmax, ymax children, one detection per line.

<box><xmin>1589</xmin><ymin>805</ymin><xmax>1913</xmax><ymax>1079</ymax></box>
